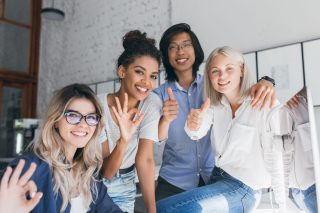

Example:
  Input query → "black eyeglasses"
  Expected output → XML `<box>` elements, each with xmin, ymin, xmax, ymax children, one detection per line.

<box><xmin>64</xmin><ymin>110</ymin><xmax>101</xmax><ymax>126</ymax></box>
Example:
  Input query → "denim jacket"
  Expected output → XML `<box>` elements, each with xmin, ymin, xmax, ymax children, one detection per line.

<box><xmin>8</xmin><ymin>153</ymin><xmax>124</xmax><ymax>213</ymax></box>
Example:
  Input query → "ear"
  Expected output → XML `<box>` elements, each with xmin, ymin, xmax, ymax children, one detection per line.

<box><xmin>117</xmin><ymin>65</ymin><xmax>126</xmax><ymax>79</ymax></box>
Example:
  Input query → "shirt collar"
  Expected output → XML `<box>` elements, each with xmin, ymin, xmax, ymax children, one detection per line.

<box><xmin>220</xmin><ymin>95</ymin><xmax>251</xmax><ymax>107</ymax></box>
<box><xmin>168</xmin><ymin>74</ymin><xmax>201</xmax><ymax>92</ymax></box>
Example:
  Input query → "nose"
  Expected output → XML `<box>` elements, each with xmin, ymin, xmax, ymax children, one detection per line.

<box><xmin>77</xmin><ymin>117</ymin><xmax>89</xmax><ymax>127</ymax></box>
<box><xmin>177</xmin><ymin>46</ymin><xmax>185</xmax><ymax>54</ymax></box>
<box><xmin>141</xmin><ymin>76</ymin><xmax>153</xmax><ymax>88</ymax></box>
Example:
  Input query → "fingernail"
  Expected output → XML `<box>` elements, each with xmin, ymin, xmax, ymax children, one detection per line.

<box><xmin>31</xmin><ymin>192</ymin><xmax>36</xmax><ymax>198</ymax></box>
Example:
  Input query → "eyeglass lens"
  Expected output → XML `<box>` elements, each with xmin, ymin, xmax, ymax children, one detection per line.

<box><xmin>64</xmin><ymin>110</ymin><xmax>100</xmax><ymax>126</ymax></box>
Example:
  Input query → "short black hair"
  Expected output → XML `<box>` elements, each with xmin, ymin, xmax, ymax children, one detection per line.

<box><xmin>159</xmin><ymin>23</ymin><xmax>204</xmax><ymax>82</ymax></box>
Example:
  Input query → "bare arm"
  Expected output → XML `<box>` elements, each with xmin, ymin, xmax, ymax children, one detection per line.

<box><xmin>135</xmin><ymin>139</ymin><xmax>156</xmax><ymax>213</ymax></box>
<box><xmin>101</xmin><ymin>93</ymin><xmax>143</xmax><ymax>179</ymax></box>
<box><xmin>101</xmin><ymin>139</ymin><xmax>128</xmax><ymax>179</ymax></box>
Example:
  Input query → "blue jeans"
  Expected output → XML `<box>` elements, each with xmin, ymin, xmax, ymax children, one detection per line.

<box><xmin>156</xmin><ymin>167</ymin><xmax>260</xmax><ymax>213</ymax></box>
<box><xmin>103</xmin><ymin>169</ymin><xmax>136</xmax><ymax>213</ymax></box>
<box><xmin>291</xmin><ymin>184</ymin><xmax>318</xmax><ymax>213</ymax></box>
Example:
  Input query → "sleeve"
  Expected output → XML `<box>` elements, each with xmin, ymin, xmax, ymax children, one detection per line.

<box><xmin>98</xmin><ymin>128</ymin><xmax>108</xmax><ymax>144</ymax></box>
<box><xmin>262</xmin><ymin>104</ymin><xmax>289</xmax><ymax>208</ymax></box>
<box><xmin>91</xmin><ymin>181</ymin><xmax>124</xmax><ymax>213</ymax></box>
<box><xmin>184</xmin><ymin>107</ymin><xmax>214</xmax><ymax>141</ymax></box>
<box><xmin>137</xmin><ymin>93</ymin><xmax>162</xmax><ymax>142</ymax></box>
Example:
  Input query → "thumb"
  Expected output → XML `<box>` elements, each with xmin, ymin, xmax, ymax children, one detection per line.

<box><xmin>200</xmin><ymin>98</ymin><xmax>210</xmax><ymax>113</ymax></box>
<box><xmin>167</xmin><ymin>87</ymin><xmax>175</xmax><ymax>100</ymax></box>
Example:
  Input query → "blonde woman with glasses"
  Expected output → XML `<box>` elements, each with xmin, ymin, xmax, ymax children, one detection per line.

<box><xmin>5</xmin><ymin>84</ymin><xmax>123</xmax><ymax>213</ymax></box>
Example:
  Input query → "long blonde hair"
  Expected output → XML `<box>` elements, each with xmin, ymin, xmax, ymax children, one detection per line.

<box><xmin>204</xmin><ymin>46</ymin><xmax>253</xmax><ymax>105</ymax></box>
<box><xmin>33</xmin><ymin>84</ymin><xmax>104</xmax><ymax>212</ymax></box>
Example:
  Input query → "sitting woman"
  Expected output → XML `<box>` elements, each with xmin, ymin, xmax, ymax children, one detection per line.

<box><xmin>6</xmin><ymin>84</ymin><xmax>123</xmax><ymax>213</ymax></box>
<box><xmin>156</xmin><ymin>46</ymin><xmax>281</xmax><ymax>213</ymax></box>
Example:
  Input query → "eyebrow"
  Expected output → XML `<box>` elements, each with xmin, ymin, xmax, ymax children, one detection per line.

<box><xmin>65</xmin><ymin>109</ymin><xmax>96</xmax><ymax>115</ymax></box>
<box><xmin>134</xmin><ymin>65</ymin><xmax>159</xmax><ymax>74</ymax></box>
<box><xmin>134</xmin><ymin>65</ymin><xmax>146</xmax><ymax>71</ymax></box>
<box><xmin>170</xmin><ymin>40</ymin><xmax>192</xmax><ymax>44</ymax></box>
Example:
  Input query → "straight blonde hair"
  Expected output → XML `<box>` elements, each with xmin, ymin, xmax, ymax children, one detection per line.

<box><xmin>33</xmin><ymin>84</ymin><xmax>104</xmax><ymax>212</ymax></box>
<box><xmin>204</xmin><ymin>46</ymin><xmax>253</xmax><ymax>105</ymax></box>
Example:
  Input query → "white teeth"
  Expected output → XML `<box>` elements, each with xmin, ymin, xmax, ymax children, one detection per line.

<box><xmin>218</xmin><ymin>81</ymin><xmax>230</xmax><ymax>86</ymax></box>
<box><xmin>176</xmin><ymin>58</ymin><xmax>187</xmax><ymax>63</ymax></box>
<box><xmin>136</xmin><ymin>86</ymin><xmax>147</xmax><ymax>92</ymax></box>
<box><xmin>71</xmin><ymin>131</ymin><xmax>87</xmax><ymax>136</ymax></box>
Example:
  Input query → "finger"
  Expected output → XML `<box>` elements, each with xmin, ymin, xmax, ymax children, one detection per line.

<box><xmin>251</xmin><ymin>87</ymin><xmax>264</xmax><ymax>108</ymax></box>
<box><xmin>0</xmin><ymin>166</ymin><xmax>13</xmax><ymax>189</ymax></box>
<box><xmin>260</xmin><ymin>90</ymin><xmax>271</xmax><ymax>110</ymax></box>
<box><xmin>200</xmin><ymin>98</ymin><xmax>210</xmax><ymax>113</ymax></box>
<box><xmin>114</xmin><ymin>97</ymin><xmax>123</xmax><ymax>115</ymax></box>
<box><xmin>9</xmin><ymin>159</ymin><xmax>25</xmax><ymax>187</ymax></box>
<box><xmin>123</xmin><ymin>93</ymin><xmax>128</xmax><ymax>113</ymax></box>
<box><xmin>111</xmin><ymin>106</ymin><xmax>121</xmax><ymax>121</ymax></box>
<box><xmin>18</xmin><ymin>162</ymin><xmax>36</xmax><ymax>186</ymax></box>
<box><xmin>128</xmin><ymin>108</ymin><xmax>138</xmax><ymax>118</ymax></box>
<box><xmin>133</xmin><ymin>112</ymin><xmax>144</xmax><ymax>126</ymax></box>
<box><xmin>26</xmin><ymin>192</ymin><xmax>43</xmax><ymax>211</ymax></box>
<box><xmin>167</xmin><ymin>87</ymin><xmax>175</xmax><ymax>101</ymax></box>
<box><xmin>270</xmin><ymin>90</ymin><xmax>276</xmax><ymax>108</ymax></box>
<box><xmin>23</xmin><ymin>180</ymin><xmax>37</xmax><ymax>197</ymax></box>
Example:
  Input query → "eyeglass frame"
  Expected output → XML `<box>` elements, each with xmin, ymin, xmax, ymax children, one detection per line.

<box><xmin>168</xmin><ymin>41</ymin><xmax>193</xmax><ymax>52</ymax></box>
<box><xmin>63</xmin><ymin>110</ymin><xmax>101</xmax><ymax>126</ymax></box>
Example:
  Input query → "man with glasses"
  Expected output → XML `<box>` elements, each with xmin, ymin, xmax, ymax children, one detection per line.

<box><xmin>154</xmin><ymin>23</ymin><xmax>276</xmax><ymax>201</ymax></box>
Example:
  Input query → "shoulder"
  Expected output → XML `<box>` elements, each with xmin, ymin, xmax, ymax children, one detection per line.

<box><xmin>8</xmin><ymin>153</ymin><xmax>50</xmax><ymax>180</ymax></box>
<box><xmin>144</xmin><ymin>92</ymin><xmax>162</xmax><ymax>105</ymax></box>
<box><xmin>153</xmin><ymin>81</ymin><xmax>170</xmax><ymax>99</ymax></box>
<box><xmin>97</xmin><ymin>93</ymin><xmax>108</xmax><ymax>105</ymax></box>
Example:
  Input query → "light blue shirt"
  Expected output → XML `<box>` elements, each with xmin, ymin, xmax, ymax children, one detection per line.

<box><xmin>153</xmin><ymin>74</ymin><xmax>215</xmax><ymax>190</ymax></box>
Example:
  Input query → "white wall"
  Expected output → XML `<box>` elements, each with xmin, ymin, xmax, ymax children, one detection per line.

<box><xmin>38</xmin><ymin>0</ymin><xmax>320</xmax><ymax>134</ymax></box>
<box><xmin>171</xmin><ymin>0</ymin><xmax>320</xmax><ymax>56</ymax></box>
<box><xmin>38</xmin><ymin>0</ymin><xmax>170</xmax><ymax>117</ymax></box>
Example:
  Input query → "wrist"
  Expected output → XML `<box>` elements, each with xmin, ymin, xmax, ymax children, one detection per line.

<box><xmin>258</xmin><ymin>76</ymin><xmax>275</xmax><ymax>87</ymax></box>
<box><xmin>118</xmin><ymin>137</ymin><xmax>128</xmax><ymax>146</ymax></box>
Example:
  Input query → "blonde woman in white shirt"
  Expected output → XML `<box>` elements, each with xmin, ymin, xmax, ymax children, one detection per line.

<box><xmin>156</xmin><ymin>46</ymin><xmax>281</xmax><ymax>213</ymax></box>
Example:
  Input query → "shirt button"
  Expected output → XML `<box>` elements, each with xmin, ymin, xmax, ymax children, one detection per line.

<box><xmin>197</xmin><ymin>173</ymin><xmax>200</xmax><ymax>176</ymax></box>
<box><xmin>188</xmin><ymin>93</ymin><xmax>191</xmax><ymax>96</ymax></box>
<box><xmin>198</xmin><ymin>155</ymin><xmax>201</xmax><ymax>158</ymax></box>
<box><xmin>199</xmin><ymin>168</ymin><xmax>202</xmax><ymax>172</ymax></box>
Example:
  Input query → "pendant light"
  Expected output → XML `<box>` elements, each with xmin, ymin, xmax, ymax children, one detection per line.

<box><xmin>40</xmin><ymin>0</ymin><xmax>65</xmax><ymax>21</ymax></box>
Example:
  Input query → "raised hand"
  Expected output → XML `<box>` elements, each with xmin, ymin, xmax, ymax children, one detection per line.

<box><xmin>162</xmin><ymin>87</ymin><xmax>179</xmax><ymax>123</ymax></box>
<box><xmin>286</xmin><ymin>94</ymin><xmax>300</xmax><ymax>109</ymax></box>
<box><xmin>187</xmin><ymin>98</ymin><xmax>210</xmax><ymax>131</ymax></box>
<box><xmin>0</xmin><ymin>159</ymin><xmax>42</xmax><ymax>213</ymax></box>
<box><xmin>250</xmin><ymin>80</ymin><xmax>276</xmax><ymax>110</ymax></box>
<box><xmin>112</xmin><ymin>93</ymin><xmax>144</xmax><ymax>142</ymax></box>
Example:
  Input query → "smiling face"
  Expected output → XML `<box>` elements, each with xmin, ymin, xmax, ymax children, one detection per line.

<box><xmin>168</xmin><ymin>32</ymin><xmax>195</xmax><ymax>75</ymax></box>
<box><xmin>56</xmin><ymin>98</ymin><xmax>97</xmax><ymax>158</ymax></box>
<box><xmin>208</xmin><ymin>54</ymin><xmax>243</xmax><ymax>98</ymax></box>
<box><xmin>118</xmin><ymin>55</ymin><xmax>159</xmax><ymax>101</ymax></box>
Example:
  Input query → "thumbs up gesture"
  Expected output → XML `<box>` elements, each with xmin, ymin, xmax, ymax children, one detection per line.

<box><xmin>162</xmin><ymin>87</ymin><xmax>179</xmax><ymax>123</ymax></box>
<box><xmin>187</xmin><ymin>98</ymin><xmax>210</xmax><ymax>131</ymax></box>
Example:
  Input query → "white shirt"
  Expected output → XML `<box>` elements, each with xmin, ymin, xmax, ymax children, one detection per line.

<box><xmin>185</xmin><ymin>96</ymin><xmax>281</xmax><ymax>190</ymax></box>
<box><xmin>70</xmin><ymin>194</ymin><xmax>87</xmax><ymax>213</ymax></box>
<box><xmin>98</xmin><ymin>92</ymin><xmax>161</xmax><ymax>169</ymax></box>
<box><xmin>281</xmin><ymin>96</ymin><xmax>314</xmax><ymax>190</ymax></box>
